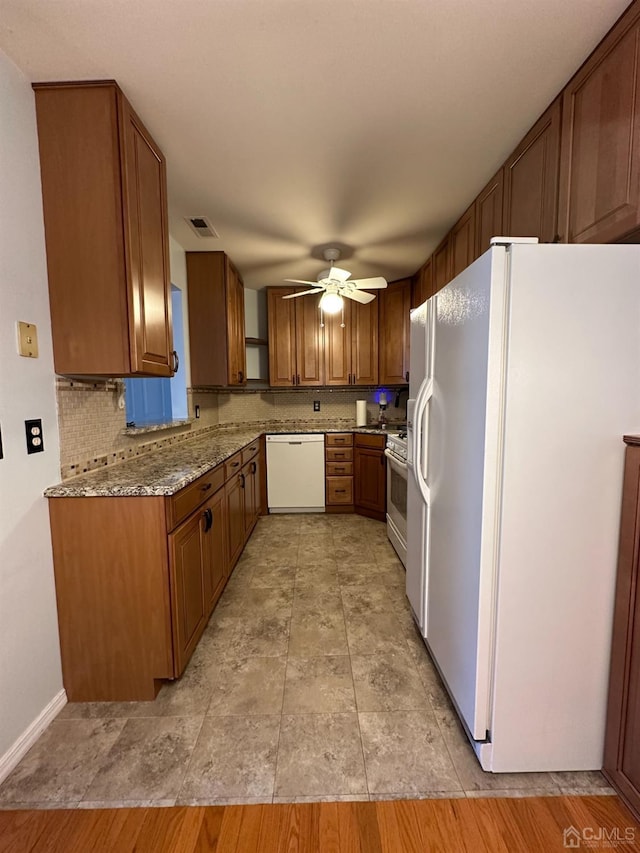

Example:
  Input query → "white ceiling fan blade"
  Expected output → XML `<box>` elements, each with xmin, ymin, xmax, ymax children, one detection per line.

<box><xmin>282</xmin><ymin>288</ymin><xmax>324</xmax><ymax>299</ymax></box>
<box><xmin>343</xmin><ymin>289</ymin><xmax>376</xmax><ymax>304</ymax></box>
<box><xmin>328</xmin><ymin>266</ymin><xmax>352</xmax><ymax>282</ymax></box>
<box><xmin>284</xmin><ymin>278</ymin><xmax>320</xmax><ymax>285</ymax></box>
<box><xmin>351</xmin><ymin>277</ymin><xmax>387</xmax><ymax>289</ymax></box>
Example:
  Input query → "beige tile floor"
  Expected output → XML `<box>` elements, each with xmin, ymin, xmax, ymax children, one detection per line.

<box><xmin>0</xmin><ymin>514</ymin><xmax>614</xmax><ymax>809</ymax></box>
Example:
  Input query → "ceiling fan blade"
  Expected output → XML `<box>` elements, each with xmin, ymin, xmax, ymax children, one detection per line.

<box><xmin>282</xmin><ymin>288</ymin><xmax>324</xmax><ymax>299</ymax></box>
<box><xmin>343</xmin><ymin>289</ymin><xmax>376</xmax><ymax>304</ymax></box>
<box><xmin>351</xmin><ymin>277</ymin><xmax>387</xmax><ymax>289</ymax></box>
<box><xmin>328</xmin><ymin>266</ymin><xmax>352</xmax><ymax>282</ymax></box>
<box><xmin>284</xmin><ymin>278</ymin><xmax>319</xmax><ymax>285</ymax></box>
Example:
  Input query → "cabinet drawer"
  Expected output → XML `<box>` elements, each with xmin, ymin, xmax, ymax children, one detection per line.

<box><xmin>355</xmin><ymin>433</ymin><xmax>386</xmax><ymax>450</ymax></box>
<box><xmin>326</xmin><ymin>433</ymin><xmax>354</xmax><ymax>447</ymax></box>
<box><xmin>326</xmin><ymin>476</ymin><xmax>353</xmax><ymax>505</ymax></box>
<box><xmin>241</xmin><ymin>440</ymin><xmax>260</xmax><ymax>465</ymax></box>
<box><xmin>166</xmin><ymin>466</ymin><xmax>224</xmax><ymax>532</ymax></box>
<box><xmin>224</xmin><ymin>451</ymin><xmax>243</xmax><ymax>480</ymax></box>
<box><xmin>326</xmin><ymin>461</ymin><xmax>354</xmax><ymax>476</ymax></box>
<box><xmin>326</xmin><ymin>448</ymin><xmax>353</xmax><ymax>462</ymax></box>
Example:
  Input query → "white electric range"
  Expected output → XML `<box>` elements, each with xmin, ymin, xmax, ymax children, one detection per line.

<box><xmin>384</xmin><ymin>430</ymin><xmax>408</xmax><ymax>567</ymax></box>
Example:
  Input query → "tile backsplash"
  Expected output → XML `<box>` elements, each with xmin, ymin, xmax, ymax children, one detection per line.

<box><xmin>56</xmin><ymin>379</ymin><xmax>407</xmax><ymax>479</ymax></box>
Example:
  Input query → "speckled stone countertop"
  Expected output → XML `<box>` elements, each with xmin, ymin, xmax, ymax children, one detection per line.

<box><xmin>45</xmin><ymin>423</ymin><xmax>394</xmax><ymax>498</ymax></box>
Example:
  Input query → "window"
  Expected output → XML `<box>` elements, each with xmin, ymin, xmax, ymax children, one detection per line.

<box><xmin>125</xmin><ymin>285</ymin><xmax>188</xmax><ymax>426</ymax></box>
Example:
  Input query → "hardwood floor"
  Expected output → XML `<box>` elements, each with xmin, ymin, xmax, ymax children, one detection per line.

<box><xmin>0</xmin><ymin>796</ymin><xmax>638</xmax><ymax>852</ymax></box>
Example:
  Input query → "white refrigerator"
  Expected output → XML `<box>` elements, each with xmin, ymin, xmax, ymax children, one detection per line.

<box><xmin>406</xmin><ymin>238</ymin><xmax>640</xmax><ymax>772</ymax></box>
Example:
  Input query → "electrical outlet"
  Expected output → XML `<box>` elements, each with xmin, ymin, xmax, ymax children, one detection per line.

<box><xmin>195</xmin><ymin>404</ymin><xmax>200</xmax><ymax>419</ymax></box>
<box><xmin>25</xmin><ymin>418</ymin><xmax>44</xmax><ymax>454</ymax></box>
<box><xmin>313</xmin><ymin>401</ymin><xmax>320</xmax><ymax>412</ymax></box>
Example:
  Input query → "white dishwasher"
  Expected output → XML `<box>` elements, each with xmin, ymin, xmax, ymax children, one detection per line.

<box><xmin>266</xmin><ymin>434</ymin><xmax>325</xmax><ymax>513</ymax></box>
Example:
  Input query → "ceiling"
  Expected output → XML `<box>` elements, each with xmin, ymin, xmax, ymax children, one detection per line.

<box><xmin>0</xmin><ymin>0</ymin><xmax>629</xmax><ymax>289</ymax></box>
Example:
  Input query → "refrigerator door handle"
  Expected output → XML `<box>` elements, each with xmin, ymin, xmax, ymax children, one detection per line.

<box><xmin>412</xmin><ymin>377</ymin><xmax>433</xmax><ymax>506</ymax></box>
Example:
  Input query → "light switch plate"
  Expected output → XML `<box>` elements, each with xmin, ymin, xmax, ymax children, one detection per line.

<box><xmin>17</xmin><ymin>322</ymin><xmax>39</xmax><ymax>358</ymax></box>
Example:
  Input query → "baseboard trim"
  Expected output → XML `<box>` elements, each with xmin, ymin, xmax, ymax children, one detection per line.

<box><xmin>0</xmin><ymin>689</ymin><xmax>67</xmax><ymax>785</ymax></box>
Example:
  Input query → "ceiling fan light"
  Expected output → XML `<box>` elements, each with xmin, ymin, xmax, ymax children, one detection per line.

<box><xmin>319</xmin><ymin>292</ymin><xmax>344</xmax><ymax>314</ymax></box>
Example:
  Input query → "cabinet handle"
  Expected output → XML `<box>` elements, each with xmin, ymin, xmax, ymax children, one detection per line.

<box><xmin>297</xmin><ymin>374</ymin><xmax>300</xmax><ymax>385</ymax></box>
<box><xmin>552</xmin><ymin>234</ymin><xmax>562</xmax><ymax>243</ymax></box>
<box><xmin>201</xmin><ymin>482</ymin><xmax>212</xmax><ymax>492</ymax></box>
<box><xmin>292</xmin><ymin>375</ymin><xmax>296</xmax><ymax>385</ymax></box>
<box><xmin>335</xmin><ymin>489</ymin><xmax>346</xmax><ymax>493</ymax></box>
<box><xmin>239</xmin><ymin>473</ymin><xmax>245</xmax><ymax>488</ymax></box>
<box><xmin>172</xmin><ymin>350</ymin><xmax>179</xmax><ymax>373</ymax></box>
<box><xmin>238</xmin><ymin>370</ymin><xmax>244</xmax><ymax>383</ymax></box>
<box><xmin>335</xmin><ymin>467</ymin><xmax>345</xmax><ymax>472</ymax></box>
<box><xmin>251</xmin><ymin>461</ymin><xmax>257</xmax><ymax>474</ymax></box>
<box><xmin>230</xmin><ymin>461</ymin><xmax>240</xmax><ymax>468</ymax></box>
<box><xmin>203</xmin><ymin>507</ymin><xmax>213</xmax><ymax>532</ymax></box>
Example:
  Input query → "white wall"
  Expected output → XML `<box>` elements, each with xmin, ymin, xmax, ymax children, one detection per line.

<box><xmin>0</xmin><ymin>50</ymin><xmax>64</xmax><ymax>770</ymax></box>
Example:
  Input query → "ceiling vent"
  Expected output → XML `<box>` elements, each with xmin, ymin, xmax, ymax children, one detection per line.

<box><xmin>185</xmin><ymin>216</ymin><xmax>219</xmax><ymax>238</ymax></box>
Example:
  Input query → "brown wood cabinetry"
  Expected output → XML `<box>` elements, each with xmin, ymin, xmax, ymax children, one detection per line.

<box><xmin>324</xmin><ymin>300</ymin><xmax>378</xmax><ymax>386</ymax></box>
<box><xmin>451</xmin><ymin>205</ymin><xmax>477</xmax><ymax>279</ymax></box>
<box><xmin>604</xmin><ymin>437</ymin><xmax>640</xmax><ymax>821</ymax></box>
<box><xmin>433</xmin><ymin>237</ymin><xmax>452</xmax><ymax>294</ymax></box>
<box><xmin>475</xmin><ymin>170</ymin><xmax>504</xmax><ymax>256</ymax></box>
<box><xmin>379</xmin><ymin>279</ymin><xmax>411</xmax><ymax>384</ymax></box>
<box><xmin>354</xmin><ymin>434</ymin><xmax>386</xmax><ymax>522</ymax></box>
<box><xmin>502</xmin><ymin>98</ymin><xmax>561</xmax><ymax>244</ymax></box>
<box><xmin>412</xmin><ymin>258</ymin><xmax>433</xmax><ymax>309</ymax></box>
<box><xmin>48</xmin><ymin>437</ymin><xmax>264</xmax><ymax>701</ymax></box>
<box><xmin>325</xmin><ymin>434</ymin><xmax>354</xmax><ymax>512</ymax></box>
<box><xmin>559</xmin><ymin>4</ymin><xmax>640</xmax><ymax>244</ymax></box>
<box><xmin>33</xmin><ymin>80</ymin><xmax>174</xmax><ymax>377</ymax></box>
<box><xmin>267</xmin><ymin>288</ymin><xmax>323</xmax><ymax>386</ymax></box>
<box><xmin>186</xmin><ymin>252</ymin><xmax>246</xmax><ymax>387</ymax></box>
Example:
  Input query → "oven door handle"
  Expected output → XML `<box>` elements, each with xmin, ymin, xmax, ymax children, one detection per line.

<box><xmin>384</xmin><ymin>448</ymin><xmax>408</xmax><ymax>476</ymax></box>
<box><xmin>412</xmin><ymin>377</ymin><xmax>433</xmax><ymax>506</ymax></box>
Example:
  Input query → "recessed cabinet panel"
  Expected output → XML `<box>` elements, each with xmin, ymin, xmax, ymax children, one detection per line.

<box><xmin>559</xmin><ymin>8</ymin><xmax>640</xmax><ymax>244</ymax></box>
<box><xmin>475</xmin><ymin>170</ymin><xmax>504</xmax><ymax>257</ymax></box>
<box><xmin>451</xmin><ymin>205</ymin><xmax>477</xmax><ymax>279</ymax></box>
<box><xmin>379</xmin><ymin>279</ymin><xmax>411</xmax><ymax>385</ymax></box>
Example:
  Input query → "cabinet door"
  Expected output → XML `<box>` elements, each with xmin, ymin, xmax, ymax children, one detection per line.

<box><xmin>433</xmin><ymin>236</ymin><xmax>452</xmax><ymax>293</ymax></box>
<box><xmin>121</xmin><ymin>99</ymin><xmax>173</xmax><ymax>377</ymax></box>
<box><xmin>379</xmin><ymin>279</ymin><xmax>411</xmax><ymax>384</ymax></box>
<box><xmin>169</xmin><ymin>510</ymin><xmax>207</xmax><ymax>676</ymax></box>
<box><xmin>450</xmin><ymin>204</ymin><xmax>477</xmax><ymax>279</ymax></box>
<box><xmin>226</xmin><ymin>474</ymin><xmax>246</xmax><ymax>570</ymax></box>
<box><xmin>267</xmin><ymin>287</ymin><xmax>297</xmax><ymax>386</ymax></box>
<box><xmin>242</xmin><ymin>463</ymin><xmax>257</xmax><ymax>536</ymax></box>
<box><xmin>503</xmin><ymin>98</ymin><xmax>561</xmax><ymax>243</ymax></box>
<box><xmin>604</xmin><ymin>443</ymin><xmax>640</xmax><ymax>818</ymax></box>
<box><xmin>354</xmin><ymin>447</ymin><xmax>386</xmax><ymax>515</ymax></box>
<box><xmin>226</xmin><ymin>261</ymin><xmax>246</xmax><ymax>386</ymax></box>
<box><xmin>559</xmin><ymin>7</ymin><xmax>640</xmax><ymax>244</ymax></box>
<box><xmin>295</xmin><ymin>294</ymin><xmax>324</xmax><ymax>385</ymax></box>
<box><xmin>412</xmin><ymin>259</ymin><xmax>433</xmax><ymax>309</ymax></box>
<box><xmin>475</xmin><ymin>170</ymin><xmax>504</xmax><ymax>256</ymax></box>
<box><xmin>351</xmin><ymin>299</ymin><xmax>378</xmax><ymax>385</ymax></box>
<box><xmin>202</xmin><ymin>488</ymin><xmax>228</xmax><ymax>613</ymax></box>
<box><xmin>323</xmin><ymin>303</ymin><xmax>351</xmax><ymax>385</ymax></box>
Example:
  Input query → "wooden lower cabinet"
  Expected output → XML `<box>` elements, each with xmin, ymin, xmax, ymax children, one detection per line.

<box><xmin>325</xmin><ymin>433</ymin><xmax>354</xmax><ymax>512</ymax></box>
<box><xmin>603</xmin><ymin>437</ymin><xmax>640</xmax><ymax>820</ymax></box>
<box><xmin>354</xmin><ymin>434</ymin><xmax>387</xmax><ymax>521</ymax></box>
<box><xmin>48</xmin><ymin>437</ymin><xmax>262</xmax><ymax>702</ymax></box>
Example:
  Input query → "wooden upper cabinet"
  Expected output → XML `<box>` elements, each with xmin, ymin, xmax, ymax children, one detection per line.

<box><xmin>450</xmin><ymin>204</ymin><xmax>477</xmax><ymax>279</ymax></box>
<box><xmin>502</xmin><ymin>98</ymin><xmax>561</xmax><ymax>243</ymax></box>
<box><xmin>379</xmin><ymin>278</ymin><xmax>411</xmax><ymax>385</ymax></box>
<box><xmin>559</xmin><ymin>4</ymin><xmax>640</xmax><ymax>244</ymax></box>
<box><xmin>433</xmin><ymin>236</ymin><xmax>452</xmax><ymax>294</ymax></box>
<box><xmin>295</xmin><ymin>292</ymin><xmax>324</xmax><ymax>386</ymax></box>
<box><xmin>412</xmin><ymin>258</ymin><xmax>433</xmax><ymax>308</ymax></box>
<box><xmin>186</xmin><ymin>252</ymin><xmax>246</xmax><ymax>387</ymax></box>
<box><xmin>351</xmin><ymin>299</ymin><xmax>378</xmax><ymax>385</ymax></box>
<box><xmin>475</xmin><ymin>169</ymin><xmax>504</xmax><ymax>256</ymax></box>
<box><xmin>267</xmin><ymin>287</ymin><xmax>297</xmax><ymax>386</ymax></box>
<box><xmin>324</xmin><ymin>299</ymin><xmax>378</xmax><ymax>386</ymax></box>
<box><xmin>267</xmin><ymin>288</ymin><xmax>323</xmax><ymax>386</ymax></box>
<box><xmin>33</xmin><ymin>80</ymin><xmax>174</xmax><ymax>377</ymax></box>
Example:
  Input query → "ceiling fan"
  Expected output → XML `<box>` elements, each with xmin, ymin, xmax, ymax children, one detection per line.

<box><xmin>283</xmin><ymin>247</ymin><xmax>387</xmax><ymax>314</ymax></box>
